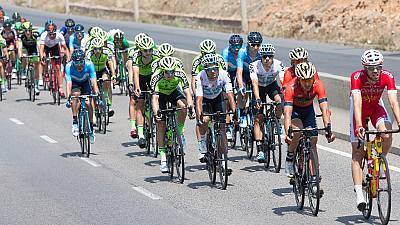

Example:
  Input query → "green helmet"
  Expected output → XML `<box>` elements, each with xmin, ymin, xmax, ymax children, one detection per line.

<box><xmin>91</xmin><ymin>37</ymin><xmax>104</xmax><ymax>49</ymax></box>
<box><xmin>89</xmin><ymin>26</ymin><xmax>103</xmax><ymax>38</ymax></box>
<box><xmin>96</xmin><ymin>30</ymin><xmax>108</xmax><ymax>42</ymax></box>
<box><xmin>159</xmin><ymin>56</ymin><xmax>177</xmax><ymax>71</ymax></box>
<box><xmin>158</xmin><ymin>43</ymin><xmax>174</xmax><ymax>57</ymax></box>
<box><xmin>199</xmin><ymin>39</ymin><xmax>216</xmax><ymax>54</ymax></box>
<box><xmin>22</xmin><ymin>21</ymin><xmax>32</xmax><ymax>31</ymax></box>
<box><xmin>138</xmin><ymin>36</ymin><xmax>154</xmax><ymax>50</ymax></box>
<box><xmin>134</xmin><ymin>32</ymin><xmax>147</xmax><ymax>46</ymax></box>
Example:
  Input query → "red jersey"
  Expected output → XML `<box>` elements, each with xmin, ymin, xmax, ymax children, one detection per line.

<box><xmin>282</xmin><ymin>67</ymin><xmax>320</xmax><ymax>89</ymax></box>
<box><xmin>350</xmin><ymin>69</ymin><xmax>396</xmax><ymax>111</ymax></box>
<box><xmin>284</xmin><ymin>78</ymin><xmax>328</xmax><ymax>107</ymax></box>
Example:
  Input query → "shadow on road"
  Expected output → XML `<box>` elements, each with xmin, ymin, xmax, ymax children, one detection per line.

<box><xmin>121</xmin><ymin>141</ymin><xmax>137</xmax><ymax>148</ymax></box>
<box><xmin>272</xmin><ymin>187</ymin><xmax>293</xmax><ymax>197</ymax></box>
<box><xmin>229</xmin><ymin>155</ymin><xmax>248</xmax><ymax>163</ymax></box>
<box><xmin>125</xmin><ymin>151</ymin><xmax>147</xmax><ymax>158</ymax></box>
<box><xmin>185</xmin><ymin>164</ymin><xmax>205</xmax><ymax>173</ymax></box>
<box><xmin>15</xmin><ymin>98</ymin><xmax>30</xmax><ymax>102</ymax></box>
<box><xmin>36</xmin><ymin>101</ymin><xmax>59</xmax><ymax>106</ymax></box>
<box><xmin>60</xmin><ymin>152</ymin><xmax>81</xmax><ymax>158</ymax></box>
<box><xmin>335</xmin><ymin>215</ymin><xmax>383</xmax><ymax>225</ymax></box>
<box><xmin>240</xmin><ymin>165</ymin><xmax>266</xmax><ymax>173</ymax></box>
<box><xmin>187</xmin><ymin>181</ymin><xmax>214</xmax><ymax>189</ymax></box>
<box><xmin>272</xmin><ymin>205</ymin><xmax>325</xmax><ymax>217</ymax></box>
<box><xmin>144</xmin><ymin>160</ymin><xmax>159</xmax><ymax>167</ymax></box>
<box><xmin>144</xmin><ymin>175</ymin><xmax>170</xmax><ymax>184</ymax></box>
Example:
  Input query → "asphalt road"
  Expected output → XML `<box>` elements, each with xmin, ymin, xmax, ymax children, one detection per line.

<box><xmin>1</xmin><ymin>77</ymin><xmax>400</xmax><ymax>225</ymax></box>
<box><xmin>3</xmin><ymin>3</ymin><xmax>400</xmax><ymax>81</ymax></box>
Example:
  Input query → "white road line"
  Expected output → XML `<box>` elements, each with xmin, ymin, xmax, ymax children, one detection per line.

<box><xmin>317</xmin><ymin>144</ymin><xmax>400</xmax><ymax>173</ymax></box>
<box><xmin>80</xmin><ymin>157</ymin><xmax>101</xmax><ymax>167</ymax></box>
<box><xmin>9</xmin><ymin>118</ymin><xmax>24</xmax><ymax>125</ymax></box>
<box><xmin>40</xmin><ymin>135</ymin><xmax>58</xmax><ymax>144</ymax></box>
<box><xmin>132</xmin><ymin>186</ymin><xmax>162</xmax><ymax>200</ymax></box>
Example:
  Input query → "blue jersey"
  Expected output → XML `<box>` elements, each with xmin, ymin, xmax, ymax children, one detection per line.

<box><xmin>221</xmin><ymin>46</ymin><xmax>238</xmax><ymax>77</ymax></box>
<box><xmin>65</xmin><ymin>60</ymin><xmax>96</xmax><ymax>84</ymax></box>
<box><xmin>60</xmin><ymin>26</ymin><xmax>73</xmax><ymax>47</ymax></box>
<box><xmin>237</xmin><ymin>45</ymin><xmax>260</xmax><ymax>81</ymax></box>
<box><xmin>69</xmin><ymin>33</ymin><xmax>88</xmax><ymax>51</ymax></box>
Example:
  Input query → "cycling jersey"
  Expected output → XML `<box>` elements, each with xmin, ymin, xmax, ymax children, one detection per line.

<box><xmin>195</xmin><ymin>69</ymin><xmax>233</xmax><ymax>99</ymax></box>
<box><xmin>151</xmin><ymin>56</ymin><xmax>183</xmax><ymax>73</ymax></box>
<box><xmin>191</xmin><ymin>53</ymin><xmax>226</xmax><ymax>77</ymax></box>
<box><xmin>150</xmin><ymin>68</ymin><xmax>189</xmax><ymax>95</ymax></box>
<box><xmin>69</xmin><ymin>32</ymin><xmax>88</xmax><ymax>51</ymax></box>
<box><xmin>65</xmin><ymin>60</ymin><xmax>96</xmax><ymax>83</ymax></box>
<box><xmin>20</xmin><ymin>33</ymin><xmax>39</xmax><ymax>55</ymax></box>
<box><xmin>87</xmin><ymin>48</ymin><xmax>113</xmax><ymax>72</ymax></box>
<box><xmin>237</xmin><ymin>45</ymin><xmax>260</xmax><ymax>82</ymax></box>
<box><xmin>221</xmin><ymin>46</ymin><xmax>239</xmax><ymax>78</ymax></box>
<box><xmin>109</xmin><ymin>36</ymin><xmax>129</xmax><ymax>50</ymax></box>
<box><xmin>282</xmin><ymin>67</ymin><xmax>320</xmax><ymax>89</ymax></box>
<box><xmin>130</xmin><ymin>51</ymin><xmax>159</xmax><ymax>76</ymax></box>
<box><xmin>249</xmin><ymin>59</ymin><xmax>284</xmax><ymax>87</ymax></box>
<box><xmin>284</xmin><ymin>78</ymin><xmax>328</xmax><ymax>108</ymax></box>
<box><xmin>40</xmin><ymin>31</ymin><xmax>65</xmax><ymax>48</ymax></box>
<box><xmin>1</xmin><ymin>29</ymin><xmax>17</xmax><ymax>45</ymax></box>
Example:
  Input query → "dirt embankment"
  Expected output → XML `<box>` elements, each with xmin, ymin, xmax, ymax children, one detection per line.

<box><xmin>12</xmin><ymin>0</ymin><xmax>400</xmax><ymax>50</ymax></box>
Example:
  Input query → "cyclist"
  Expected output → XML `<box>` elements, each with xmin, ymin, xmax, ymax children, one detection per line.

<box><xmin>17</xmin><ymin>21</ymin><xmax>40</xmax><ymax>94</ymax></box>
<box><xmin>1</xmin><ymin>20</ymin><xmax>18</xmax><ymax>79</ymax></box>
<box><xmin>60</xmin><ymin>18</ymin><xmax>75</xmax><ymax>48</ymax></box>
<box><xmin>0</xmin><ymin>9</ymin><xmax>9</xmax><ymax>27</ymax></box>
<box><xmin>69</xmin><ymin>24</ymin><xmax>88</xmax><ymax>53</ymax></box>
<box><xmin>282</xmin><ymin>47</ymin><xmax>319</xmax><ymax>90</ymax></box>
<box><xmin>86</xmin><ymin>37</ymin><xmax>116</xmax><ymax>117</ymax></box>
<box><xmin>350</xmin><ymin>49</ymin><xmax>400</xmax><ymax>211</ymax></box>
<box><xmin>0</xmin><ymin>35</ymin><xmax>7</xmax><ymax>92</ymax></box>
<box><xmin>284</xmin><ymin>62</ymin><xmax>335</xmax><ymax>180</ymax></box>
<box><xmin>195</xmin><ymin>53</ymin><xmax>236</xmax><ymax>162</ymax></box>
<box><xmin>250</xmin><ymin>43</ymin><xmax>284</xmax><ymax>162</ymax></box>
<box><xmin>236</xmin><ymin>31</ymin><xmax>262</xmax><ymax>128</ymax></box>
<box><xmin>39</xmin><ymin>21</ymin><xmax>69</xmax><ymax>97</ymax></box>
<box><xmin>151</xmin><ymin>43</ymin><xmax>183</xmax><ymax>73</ymax></box>
<box><xmin>150</xmin><ymin>57</ymin><xmax>194</xmax><ymax>172</ymax></box>
<box><xmin>130</xmin><ymin>35</ymin><xmax>159</xmax><ymax>148</ymax></box>
<box><xmin>65</xmin><ymin>49</ymin><xmax>99</xmax><ymax>144</ymax></box>
<box><xmin>109</xmin><ymin>29</ymin><xmax>129</xmax><ymax>83</ymax></box>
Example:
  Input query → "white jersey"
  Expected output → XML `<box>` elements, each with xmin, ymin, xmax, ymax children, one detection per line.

<box><xmin>196</xmin><ymin>69</ymin><xmax>233</xmax><ymax>99</ymax></box>
<box><xmin>40</xmin><ymin>31</ymin><xmax>65</xmax><ymax>48</ymax></box>
<box><xmin>249</xmin><ymin>59</ymin><xmax>284</xmax><ymax>87</ymax></box>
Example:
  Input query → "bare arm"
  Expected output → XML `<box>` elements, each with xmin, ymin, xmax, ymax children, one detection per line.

<box><xmin>152</xmin><ymin>94</ymin><xmax>159</xmax><ymax>115</ymax></box>
<box><xmin>319</xmin><ymin>101</ymin><xmax>331</xmax><ymax>127</ymax></box>
<box><xmin>352</xmin><ymin>91</ymin><xmax>363</xmax><ymax>127</ymax></box>
<box><xmin>388</xmin><ymin>91</ymin><xmax>400</xmax><ymax>126</ymax></box>
<box><xmin>227</xmin><ymin>92</ymin><xmax>236</xmax><ymax>112</ymax></box>
<box><xmin>284</xmin><ymin>105</ymin><xmax>293</xmax><ymax>136</ymax></box>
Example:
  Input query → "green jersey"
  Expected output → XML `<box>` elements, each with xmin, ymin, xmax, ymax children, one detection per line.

<box><xmin>150</xmin><ymin>68</ymin><xmax>189</xmax><ymax>95</ymax></box>
<box><xmin>191</xmin><ymin>53</ymin><xmax>227</xmax><ymax>76</ymax></box>
<box><xmin>130</xmin><ymin>51</ymin><xmax>159</xmax><ymax>76</ymax></box>
<box><xmin>87</xmin><ymin>48</ymin><xmax>113</xmax><ymax>72</ymax></box>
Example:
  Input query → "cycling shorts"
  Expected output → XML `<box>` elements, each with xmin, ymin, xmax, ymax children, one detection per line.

<box><xmin>202</xmin><ymin>93</ymin><xmax>226</xmax><ymax>123</ymax></box>
<box><xmin>291</xmin><ymin>104</ymin><xmax>318</xmax><ymax>137</ymax></box>
<box><xmin>44</xmin><ymin>45</ymin><xmax>61</xmax><ymax>65</ymax></box>
<box><xmin>129</xmin><ymin>75</ymin><xmax>151</xmax><ymax>99</ymax></box>
<box><xmin>95</xmin><ymin>68</ymin><xmax>110</xmax><ymax>80</ymax></box>
<box><xmin>158</xmin><ymin>89</ymin><xmax>186</xmax><ymax>111</ymax></box>
<box><xmin>72</xmin><ymin>81</ymin><xmax>92</xmax><ymax>95</ymax></box>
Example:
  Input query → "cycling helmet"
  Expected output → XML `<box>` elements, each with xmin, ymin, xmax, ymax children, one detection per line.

<box><xmin>0</xmin><ymin>10</ymin><xmax>4</xmax><ymax>17</ymax></box>
<box><xmin>22</xmin><ymin>21</ymin><xmax>32</xmax><ymax>31</ymax></box>
<box><xmin>71</xmin><ymin>49</ymin><xmax>85</xmax><ymax>62</ymax></box>
<box><xmin>289</xmin><ymin>47</ymin><xmax>309</xmax><ymax>61</ymax></box>
<box><xmin>74</xmin><ymin>24</ymin><xmax>84</xmax><ymax>32</ymax></box>
<box><xmin>134</xmin><ymin>32</ymin><xmax>147</xmax><ymax>45</ymax></box>
<box><xmin>89</xmin><ymin>26</ymin><xmax>103</xmax><ymax>37</ymax></box>
<box><xmin>158</xmin><ymin>43</ymin><xmax>174</xmax><ymax>57</ymax></box>
<box><xmin>138</xmin><ymin>36</ymin><xmax>154</xmax><ymax>50</ymax></box>
<box><xmin>65</xmin><ymin>18</ymin><xmax>75</xmax><ymax>28</ymax></box>
<box><xmin>229</xmin><ymin>34</ymin><xmax>243</xmax><ymax>46</ymax></box>
<box><xmin>97</xmin><ymin>30</ymin><xmax>108</xmax><ymax>41</ymax></box>
<box><xmin>295</xmin><ymin>62</ymin><xmax>316</xmax><ymax>80</ymax></box>
<box><xmin>3</xmin><ymin>20</ymin><xmax>11</xmax><ymax>28</ymax></box>
<box><xmin>361</xmin><ymin>49</ymin><xmax>384</xmax><ymax>66</ymax></box>
<box><xmin>199</xmin><ymin>39</ymin><xmax>216</xmax><ymax>54</ymax></box>
<box><xmin>12</xmin><ymin>12</ymin><xmax>21</xmax><ymax>23</ymax></box>
<box><xmin>247</xmin><ymin>31</ymin><xmax>263</xmax><ymax>44</ymax></box>
<box><xmin>202</xmin><ymin>53</ymin><xmax>218</xmax><ymax>67</ymax></box>
<box><xmin>46</xmin><ymin>22</ymin><xmax>57</xmax><ymax>34</ymax></box>
<box><xmin>91</xmin><ymin>38</ymin><xmax>104</xmax><ymax>49</ymax></box>
<box><xmin>159</xmin><ymin>56</ymin><xmax>177</xmax><ymax>71</ymax></box>
<box><xmin>259</xmin><ymin>43</ymin><xmax>275</xmax><ymax>56</ymax></box>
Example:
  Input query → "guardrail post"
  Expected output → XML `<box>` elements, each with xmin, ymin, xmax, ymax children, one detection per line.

<box><xmin>240</xmin><ymin>0</ymin><xmax>248</xmax><ymax>33</ymax></box>
<box><xmin>134</xmin><ymin>0</ymin><xmax>139</xmax><ymax>22</ymax></box>
<box><xmin>28</xmin><ymin>0</ymin><xmax>32</xmax><ymax>7</ymax></box>
<box><xmin>65</xmin><ymin>0</ymin><xmax>70</xmax><ymax>14</ymax></box>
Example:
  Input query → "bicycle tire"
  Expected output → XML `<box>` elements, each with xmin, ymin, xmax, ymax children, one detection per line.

<box><xmin>264</xmin><ymin>122</ymin><xmax>271</xmax><ymax>169</ymax></box>
<box><xmin>361</xmin><ymin>157</ymin><xmax>373</xmax><ymax>219</ymax></box>
<box><xmin>79</xmin><ymin>113</ymin><xmax>86</xmax><ymax>156</ymax></box>
<box><xmin>31</xmin><ymin>68</ymin><xmax>36</xmax><ymax>102</ymax></box>
<box><xmin>206</xmin><ymin>131</ymin><xmax>217</xmax><ymax>184</ymax></box>
<box><xmin>27</xmin><ymin>70</ymin><xmax>32</xmax><ymax>101</ymax></box>
<box><xmin>218</xmin><ymin>136</ymin><xmax>228</xmax><ymax>190</ymax></box>
<box><xmin>0</xmin><ymin>81</ymin><xmax>2</xmax><ymax>101</ymax></box>
<box><xmin>102</xmin><ymin>107</ymin><xmax>107</xmax><ymax>134</ymax></box>
<box><xmin>96</xmin><ymin>110</ymin><xmax>102</xmax><ymax>133</ymax></box>
<box><xmin>293</xmin><ymin>146</ymin><xmax>305</xmax><ymax>210</ymax></box>
<box><xmin>377</xmin><ymin>155</ymin><xmax>391</xmax><ymax>225</ymax></box>
<box><xmin>149</xmin><ymin>114</ymin><xmax>156</xmax><ymax>156</ymax></box>
<box><xmin>228</xmin><ymin>123</ymin><xmax>236</xmax><ymax>149</ymax></box>
<box><xmin>308</xmin><ymin>148</ymin><xmax>320</xmax><ymax>216</ymax></box>
<box><xmin>85</xmin><ymin>112</ymin><xmax>91</xmax><ymax>158</ymax></box>
<box><xmin>271</xmin><ymin>118</ymin><xmax>282</xmax><ymax>173</ymax></box>
<box><xmin>175</xmin><ymin>135</ymin><xmax>185</xmax><ymax>184</ymax></box>
<box><xmin>7</xmin><ymin>74</ymin><xmax>11</xmax><ymax>90</ymax></box>
<box><xmin>167</xmin><ymin>147</ymin><xmax>174</xmax><ymax>179</ymax></box>
<box><xmin>245</xmin><ymin>128</ymin><xmax>253</xmax><ymax>159</ymax></box>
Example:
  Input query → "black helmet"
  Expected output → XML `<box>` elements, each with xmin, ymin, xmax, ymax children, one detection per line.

<box><xmin>229</xmin><ymin>34</ymin><xmax>243</xmax><ymax>46</ymax></box>
<box><xmin>3</xmin><ymin>20</ymin><xmax>12</xmax><ymax>28</ymax></box>
<box><xmin>247</xmin><ymin>31</ymin><xmax>263</xmax><ymax>44</ymax></box>
<box><xmin>45</xmin><ymin>21</ymin><xmax>57</xmax><ymax>34</ymax></box>
<box><xmin>74</xmin><ymin>24</ymin><xmax>84</xmax><ymax>32</ymax></box>
<box><xmin>72</xmin><ymin>49</ymin><xmax>85</xmax><ymax>62</ymax></box>
<box><xmin>12</xmin><ymin>12</ymin><xmax>21</xmax><ymax>23</ymax></box>
<box><xmin>65</xmin><ymin>18</ymin><xmax>75</xmax><ymax>28</ymax></box>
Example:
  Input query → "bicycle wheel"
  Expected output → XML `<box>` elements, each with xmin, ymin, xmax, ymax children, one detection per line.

<box><xmin>102</xmin><ymin>105</ymin><xmax>107</xmax><ymax>134</ymax></box>
<box><xmin>85</xmin><ymin>112</ymin><xmax>91</xmax><ymax>157</ymax></box>
<box><xmin>96</xmin><ymin>109</ymin><xmax>102</xmax><ymax>133</ymax></box>
<box><xmin>271</xmin><ymin>118</ymin><xmax>282</xmax><ymax>173</ymax></box>
<box><xmin>149</xmin><ymin>114</ymin><xmax>156</xmax><ymax>156</ymax></box>
<box><xmin>7</xmin><ymin>74</ymin><xmax>11</xmax><ymax>90</ymax></box>
<box><xmin>217</xmin><ymin>137</ymin><xmax>229</xmax><ymax>190</ymax></box>
<box><xmin>79</xmin><ymin>114</ymin><xmax>87</xmax><ymax>156</ymax></box>
<box><xmin>292</xmin><ymin>147</ymin><xmax>305</xmax><ymax>210</ymax></box>
<box><xmin>264</xmin><ymin>122</ymin><xmax>271</xmax><ymax>169</ymax></box>
<box><xmin>175</xmin><ymin>135</ymin><xmax>185</xmax><ymax>184</ymax></box>
<box><xmin>167</xmin><ymin>147</ymin><xmax>174</xmax><ymax>179</ymax></box>
<box><xmin>228</xmin><ymin>123</ymin><xmax>236</xmax><ymax>149</ymax></box>
<box><xmin>361</xmin><ymin>158</ymin><xmax>373</xmax><ymax>219</ymax></box>
<box><xmin>307</xmin><ymin>149</ymin><xmax>320</xmax><ymax>216</ymax></box>
<box><xmin>206</xmin><ymin>131</ymin><xmax>216</xmax><ymax>184</ymax></box>
<box><xmin>0</xmin><ymin>80</ymin><xmax>2</xmax><ymax>101</ymax></box>
<box><xmin>244</xmin><ymin>127</ymin><xmax>253</xmax><ymax>159</ymax></box>
<box><xmin>30</xmin><ymin>69</ymin><xmax>36</xmax><ymax>102</ymax></box>
<box><xmin>377</xmin><ymin>155</ymin><xmax>391</xmax><ymax>225</ymax></box>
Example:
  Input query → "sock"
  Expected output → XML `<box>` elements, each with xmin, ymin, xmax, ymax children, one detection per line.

<box><xmin>73</xmin><ymin>116</ymin><xmax>78</xmax><ymax>123</ymax></box>
<box><xmin>286</xmin><ymin>152</ymin><xmax>294</xmax><ymax>161</ymax></box>
<box><xmin>200</xmin><ymin>134</ymin><xmax>206</xmax><ymax>141</ymax></box>
<box><xmin>355</xmin><ymin>185</ymin><xmax>364</xmax><ymax>203</ymax></box>
<box><xmin>130</xmin><ymin>119</ymin><xmax>136</xmax><ymax>129</ymax></box>
<box><xmin>90</xmin><ymin>122</ymin><xmax>94</xmax><ymax>132</ymax></box>
<box><xmin>240</xmin><ymin>108</ymin><xmax>246</xmax><ymax>117</ymax></box>
<box><xmin>177</xmin><ymin>123</ymin><xmax>184</xmax><ymax>135</ymax></box>
<box><xmin>138</xmin><ymin>125</ymin><xmax>144</xmax><ymax>138</ymax></box>
<box><xmin>159</xmin><ymin>147</ymin><xmax>166</xmax><ymax>161</ymax></box>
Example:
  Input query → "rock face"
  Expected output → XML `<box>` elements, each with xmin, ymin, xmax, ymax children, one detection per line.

<box><xmin>15</xmin><ymin>0</ymin><xmax>400</xmax><ymax>50</ymax></box>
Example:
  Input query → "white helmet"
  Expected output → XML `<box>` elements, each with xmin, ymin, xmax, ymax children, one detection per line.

<box><xmin>134</xmin><ymin>33</ymin><xmax>147</xmax><ymax>46</ymax></box>
<box><xmin>295</xmin><ymin>62</ymin><xmax>316</xmax><ymax>80</ymax></box>
<box><xmin>158</xmin><ymin>43</ymin><xmax>174</xmax><ymax>57</ymax></box>
<box><xmin>289</xmin><ymin>47</ymin><xmax>309</xmax><ymax>61</ymax></box>
<box><xmin>259</xmin><ymin>43</ymin><xmax>275</xmax><ymax>56</ymax></box>
<box><xmin>159</xmin><ymin>56</ymin><xmax>177</xmax><ymax>71</ymax></box>
<box><xmin>199</xmin><ymin>39</ymin><xmax>216</xmax><ymax>54</ymax></box>
<box><xmin>361</xmin><ymin>49</ymin><xmax>384</xmax><ymax>66</ymax></box>
<box><xmin>137</xmin><ymin>36</ymin><xmax>154</xmax><ymax>50</ymax></box>
<box><xmin>202</xmin><ymin>53</ymin><xmax>218</xmax><ymax>67</ymax></box>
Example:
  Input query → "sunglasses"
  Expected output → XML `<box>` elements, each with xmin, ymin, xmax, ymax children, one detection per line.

<box><xmin>164</xmin><ymin>70</ymin><xmax>174</xmax><ymax>76</ymax></box>
<box><xmin>93</xmin><ymin>47</ymin><xmax>102</xmax><ymax>51</ymax></box>
<box><xmin>142</xmin><ymin>49</ymin><xmax>152</xmax><ymax>53</ymax></box>
<box><xmin>205</xmin><ymin>66</ymin><xmax>218</xmax><ymax>72</ymax></box>
<box><xmin>250</xmin><ymin>43</ymin><xmax>260</xmax><ymax>47</ymax></box>
<box><xmin>230</xmin><ymin>44</ymin><xmax>242</xmax><ymax>50</ymax></box>
<box><xmin>74</xmin><ymin>60</ymin><xmax>85</xmax><ymax>66</ymax></box>
<box><xmin>49</xmin><ymin>33</ymin><xmax>56</xmax><ymax>37</ymax></box>
<box><xmin>299</xmin><ymin>78</ymin><xmax>314</xmax><ymax>84</ymax></box>
<box><xmin>262</xmin><ymin>55</ymin><xmax>274</xmax><ymax>60</ymax></box>
<box><xmin>365</xmin><ymin>65</ymin><xmax>382</xmax><ymax>72</ymax></box>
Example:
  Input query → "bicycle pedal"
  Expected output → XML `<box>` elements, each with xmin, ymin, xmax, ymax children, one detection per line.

<box><xmin>200</xmin><ymin>157</ymin><xmax>206</xmax><ymax>163</ymax></box>
<box><xmin>226</xmin><ymin>168</ymin><xmax>232</xmax><ymax>176</ymax></box>
<box><xmin>289</xmin><ymin>178</ymin><xmax>295</xmax><ymax>185</ymax></box>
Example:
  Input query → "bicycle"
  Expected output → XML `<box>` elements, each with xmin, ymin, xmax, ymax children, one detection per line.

<box><xmin>115</xmin><ymin>49</ymin><xmax>129</xmax><ymax>96</ymax></box>
<box><xmin>203</xmin><ymin>111</ymin><xmax>234</xmax><ymax>190</ymax></box>
<box><xmin>239</xmin><ymin>85</ymin><xmax>255</xmax><ymax>159</ymax></box>
<box><xmin>142</xmin><ymin>90</ymin><xmax>157</xmax><ymax>157</ymax></box>
<box><xmin>5</xmin><ymin>50</ymin><xmax>14</xmax><ymax>91</ymax></box>
<box><xmin>157</xmin><ymin>106</ymin><xmax>187</xmax><ymax>183</ymax></box>
<box><xmin>227</xmin><ymin>88</ymin><xmax>239</xmax><ymax>149</ymax></box>
<box><xmin>71</xmin><ymin>94</ymin><xmax>97</xmax><ymax>158</ymax></box>
<box><xmin>21</xmin><ymin>55</ymin><xmax>39</xmax><ymax>102</ymax></box>
<box><xmin>288</xmin><ymin>124</ymin><xmax>331</xmax><ymax>216</ymax></box>
<box><xmin>44</xmin><ymin>55</ymin><xmax>61</xmax><ymax>105</ymax></box>
<box><xmin>95</xmin><ymin>78</ymin><xmax>112</xmax><ymax>134</ymax></box>
<box><xmin>359</xmin><ymin>119</ymin><xmax>399</xmax><ymax>225</ymax></box>
<box><xmin>0</xmin><ymin>56</ymin><xmax>7</xmax><ymax>101</ymax></box>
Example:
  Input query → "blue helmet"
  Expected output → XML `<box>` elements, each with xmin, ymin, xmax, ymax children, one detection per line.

<box><xmin>229</xmin><ymin>34</ymin><xmax>243</xmax><ymax>46</ymax></box>
<box><xmin>74</xmin><ymin>24</ymin><xmax>84</xmax><ymax>32</ymax></box>
<box><xmin>247</xmin><ymin>31</ymin><xmax>263</xmax><ymax>44</ymax></box>
<box><xmin>71</xmin><ymin>49</ymin><xmax>85</xmax><ymax>62</ymax></box>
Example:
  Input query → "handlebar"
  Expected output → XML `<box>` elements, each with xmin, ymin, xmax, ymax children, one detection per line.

<box><xmin>202</xmin><ymin>111</ymin><xmax>235</xmax><ymax>118</ymax></box>
<box><xmin>288</xmin><ymin>124</ymin><xmax>331</xmax><ymax>139</ymax></box>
